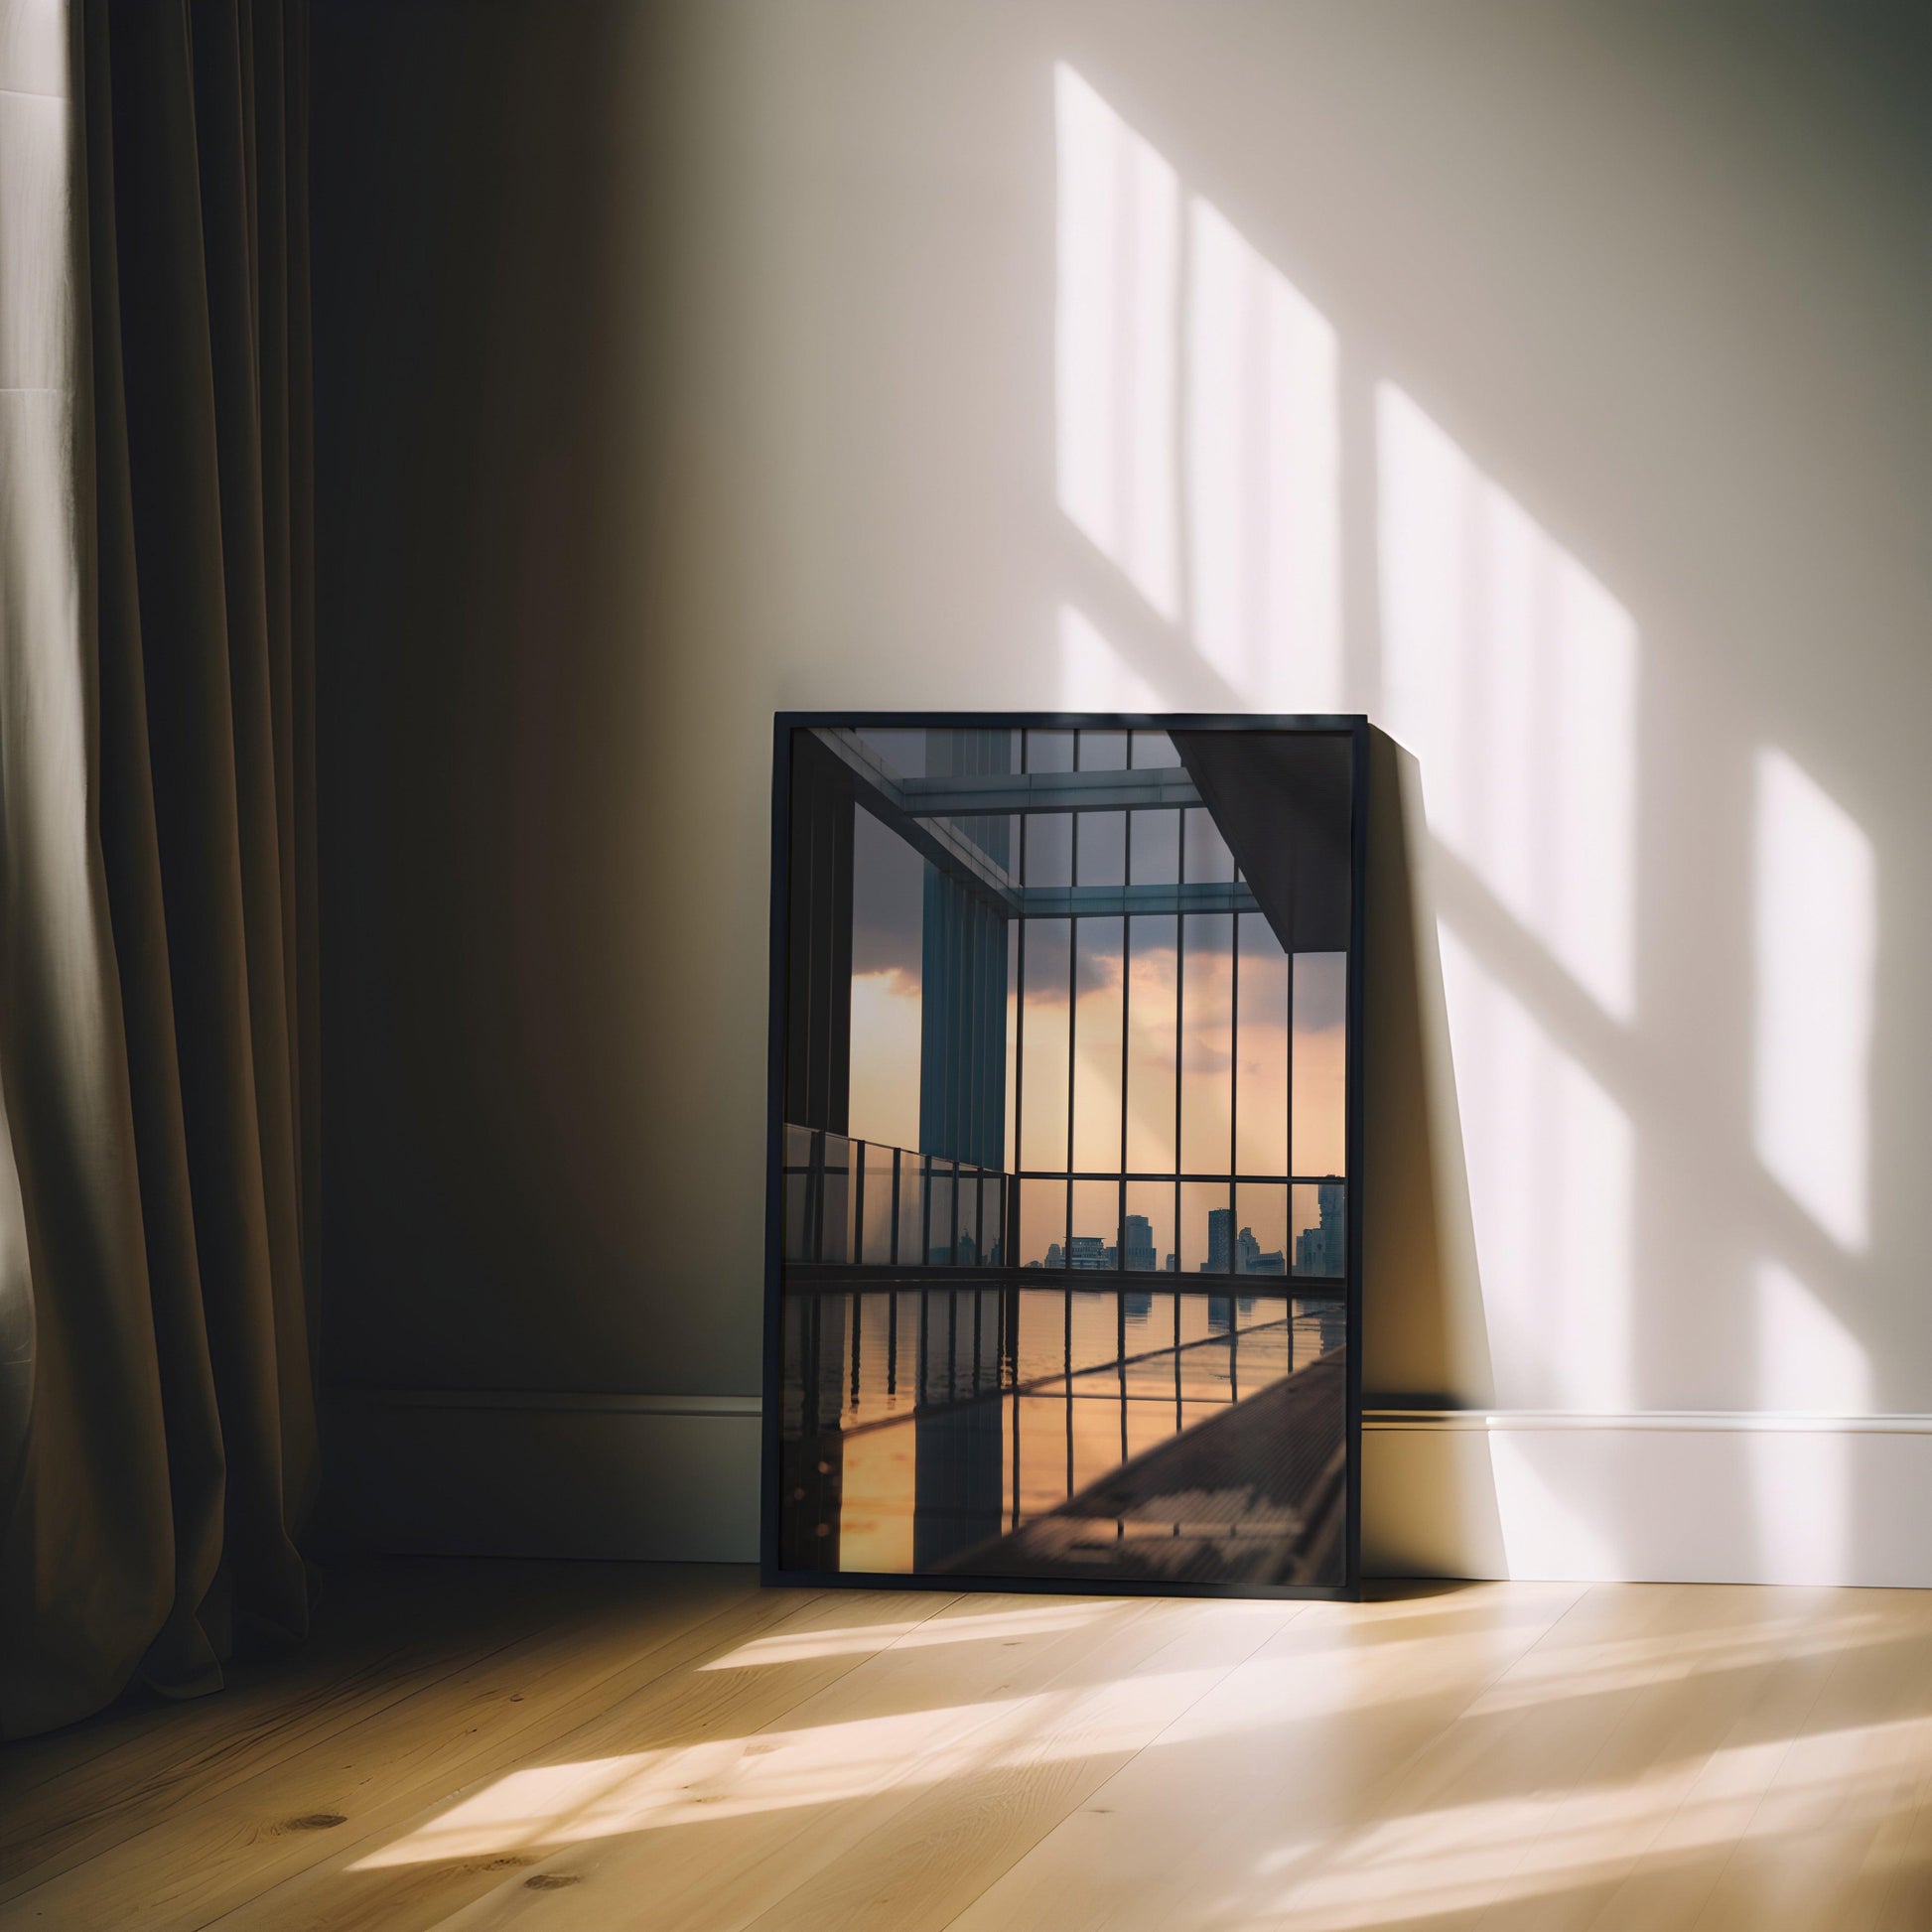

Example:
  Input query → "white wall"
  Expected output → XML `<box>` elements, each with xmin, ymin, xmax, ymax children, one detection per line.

<box><xmin>316</xmin><ymin>1</ymin><xmax>1932</xmax><ymax>1586</ymax></box>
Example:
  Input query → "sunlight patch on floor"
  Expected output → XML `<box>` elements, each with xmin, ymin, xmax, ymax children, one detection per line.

<box><xmin>700</xmin><ymin>1600</ymin><xmax>1115</xmax><ymax>1671</ymax></box>
<box><xmin>351</xmin><ymin>1664</ymin><xmax>1230</xmax><ymax>1869</ymax></box>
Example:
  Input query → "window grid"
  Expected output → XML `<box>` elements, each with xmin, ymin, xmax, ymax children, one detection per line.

<box><xmin>997</xmin><ymin>725</ymin><xmax>1343</xmax><ymax>1281</ymax></box>
<box><xmin>782</xmin><ymin>730</ymin><xmax>1347</xmax><ymax>1282</ymax></box>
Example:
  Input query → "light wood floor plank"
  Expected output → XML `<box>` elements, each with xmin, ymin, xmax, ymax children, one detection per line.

<box><xmin>0</xmin><ymin>1559</ymin><xmax>610</xmax><ymax>1879</ymax></box>
<box><xmin>737</xmin><ymin>1595</ymin><xmax>1304</xmax><ymax>1932</ymax></box>
<box><xmin>942</xmin><ymin>1581</ymin><xmax>1588</xmax><ymax>1932</ymax></box>
<box><xmin>193</xmin><ymin>1585</ymin><xmax>949</xmax><ymax>1932</ymax></box>
<box><xmin>0</xmin><ymin>1566</ymin><xmax>762</xmax><ymax>1929</ymax></box>
<box><xmin>1687</xmin><ymin>1588</ymin><xmax>1932</xmax><ymax>1932</ymax></box>
<box><xmin>415</xmin><ymin>1591</ymin><xmax>1195</xmax><ymax>1932</ymax></box>
<box><xmin>5</xmin><ymin>1565</ymin><xmax>1930</xmax><ymax>1932</ymax></box>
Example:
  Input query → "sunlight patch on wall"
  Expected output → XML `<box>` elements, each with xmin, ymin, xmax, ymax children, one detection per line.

<box><xmin>1185</xmin><ymin>199</ymin><xmax>1340</xmax><ymax>711</ymax></box>
<box><xmin>1487</xmin><ymin>1432</ymin><xmax>1618</xmax><ymax>1584</ymax></box>
<box><xmin>1055</xmin><ymin>65</ymin><xmax>1178</xmax><ymax>620</ymax></box>
<box><xmin>1439</xmin><ymin>923</ymin><xmax>1633</xmax><ymax>1413</ymax></box>
<box><xmin>1378</xmin><ymin>384</ymin><xmax>1638</xmax><ymax>1024</ymax></box>
<box><xmin>1749</xmin><ymin>1261</ymin><xmax>1869</xmax><ymax>1584</ymax></box>
<box><xmin>1752</xmin><ymin>749</ymin><xmax>1875</xmax><ymax>1254</ymax></box>
<box><xmin>1058</xmin><ymin>605</ymin><xmax>1164</xmax><ymax>709</ymax></box>
<box><xmin>1755</xmin><ymin>1259</ymin><xmax>1870</xmax><ymax>1416</ymax></box>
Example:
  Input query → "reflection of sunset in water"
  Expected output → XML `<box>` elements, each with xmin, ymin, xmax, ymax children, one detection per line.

<box><xmin>788</xmin><ymin>1288</ymin><xmax>1345</xmax><ymax>1576</ymax></box>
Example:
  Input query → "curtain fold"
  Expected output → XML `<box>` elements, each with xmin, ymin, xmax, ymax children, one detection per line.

<box><xmin>0</xmin><ymin>0</ymin><xmax>317</xmax><ymax>1739</ymax></box>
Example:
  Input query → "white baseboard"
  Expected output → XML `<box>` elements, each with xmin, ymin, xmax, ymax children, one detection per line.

<box><xmin>318</xmin><ymin>1392</ymin><xmax>1932</xmax><ymax>1587</ymax></box>
<box><xmin>317</xmin><ymin>1389</ymin><xmax>763</xmax><ymax>1562</ymax></box>
<box><xmin>1364</xmin><ymin>1410</ymin><xmax>1932</xmax><ymax>1587</ymax></box>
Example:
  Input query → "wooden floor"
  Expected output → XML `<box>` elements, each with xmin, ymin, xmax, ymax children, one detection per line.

<box><xmin>4</xmin><ymin>1562</ymin><xmax>1932</xmax><ymax>1931</ymax></box>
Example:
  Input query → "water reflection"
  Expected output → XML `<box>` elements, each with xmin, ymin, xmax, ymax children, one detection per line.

<box><xmin>781</xmin><ymin>1287</ymin><xmax>1346</xmax><ymax>1587</ymax></box>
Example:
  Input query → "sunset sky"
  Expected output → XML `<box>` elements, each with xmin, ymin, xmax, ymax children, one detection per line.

<box><xmin>845</xmin><ymin>805</ymin><xmax>1347</xmax><ymax>1181</ymax></box>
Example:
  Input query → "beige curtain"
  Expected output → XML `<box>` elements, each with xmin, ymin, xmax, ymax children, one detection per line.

<box><xmin>0</xmin><ymin>0</ymin><xmax>317</xmax><ymax>1739</ymax></box>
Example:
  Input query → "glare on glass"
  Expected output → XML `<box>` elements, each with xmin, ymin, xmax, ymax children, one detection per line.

<box><xmin>958</xmin><ymin>1169</ymin><xmax>984</xmax><ymax>1264</ymax></box>
<box><xmin>897</xmin><ymin>1152</ymin><xmax>924</xmax><ymax>1270</ymax></box>
<box><xmin>1125</xmin><ymin>914</ymin><xmax>1177</xmax><ymax>1172</ymax></box>
<box><xmin>1292</xmin><ymin>951</ymin><xmax>1348</xmax><ymax>1176</ymax></box>
<box><xmin>1002</xmin><ymin>920</ymin><xmax>1020</xmax><ymax>1169</ymax></box>
<box><xmin>783</xmin><ymin>1125</ymin><xmax>813</xmax><ymax>1262</ymax></box>
<box><xmin>1020</xmin><ymin>1177</ymin><xmax>1067</xmax><ymax>1268</ymax></box>
<box><xmin>861</xmin><ymin>1141</ymin><xmax>896</xmax><ymax>1263</ymax></box>
<box><xmin>1020</xmin><ymin>918</ymin><xmax>1071</xmax><ymax>1170</ymax></box>
<box><xmin>1124</xmin><ymin>1180</ymin><xmax>1174</xmax><ymax>1272</ymax></box>
<box><xmin>1180</xmin><ymin>913</ymin><xmax>1233</xmax><ymax>1173</ymax></box>
<box><xmin>1070</xmin><ymin>1179</ymin><xmax>1121</xmax><ymax>1270</ymax></box>
<box><xmin>848</xmin><ymin>806</ymin><xmax>926</xmax><ymax>1153</ymax></box>
<box><xmin>1235</xmin><ymin>913</ymin><xmax>1289</xmax><ymax>1175</ymax></box>
<box><xmin>1180</xmin><ymin>1179</ymin><xmax>1229</xmax><ymax>1275</ymax></box>
<box><xmin>1073</xmin><ymin>916</ymin><xmax>1125</xmax><ymax>1171</ymax></box>
<box><xmin>926</xmin><ymin>1162</ymin><xmax>955</xmax><ymax>1266</ymax></box>
<box><xmin>1234</xmin><ymin>1181</ymin><xmax>1289</xmax><ymax>1276</ymax></box>
<box><xmin>822</xmin><ymin>1133</ymin><xmax>855</xmax><ymax>1264</ymax></box>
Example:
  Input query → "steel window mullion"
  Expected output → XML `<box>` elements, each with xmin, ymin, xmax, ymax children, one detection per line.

<box><xmin>1287</xmin><ymin>945</ymin><xmax>1297</xmax><ymax>1243</ymax></box>
<box><xmin>1173</xmin><ymin>806</ymin><xmax>1184</xmax><ymax>1275</ymax></box>
<box><xmin>1014</xmin><ymin>771</ymin><xmax>1028</xmax><ymax>1264</ymax></box>
<box><xmin>853</xmin><ymin>1140</ymin><xmax>867</xmax><ymax>1266</ymax></box>
<box><xmin>1063</xmin><ymin>1282</ymin><xmax>1074</xmax><ymax>1496</ymax></box>
<box><xmin>1011</xmin><ymin>1342</ymin><xmax>1022</xmax><ymax>1528</ymax></box>
<box><xmin>1228</xmin><ymin>910</ymin><xmax>1239</xmax><ymax>1279</ymax></box>
<box><xmin>1120</xmin><ymin>802</ymin><xmax>1134</xmax><ymax>1275</ymax></box>
<box><xmin>1066</xmin><ymin>774</ymin><xmax>1078</xmax><ymax>1266</ymax></box>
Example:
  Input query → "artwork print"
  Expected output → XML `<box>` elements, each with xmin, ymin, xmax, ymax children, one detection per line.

<box><xmin>764</xmin><ymin>716</ymin><xmax>1364</xmax><ymax>1598</ymax></box>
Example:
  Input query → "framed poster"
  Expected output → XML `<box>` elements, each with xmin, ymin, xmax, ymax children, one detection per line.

<box><xmin>763</xmin><ymin>715</ymin><xmax>1366</xmax><ymax>1599</ymax></box>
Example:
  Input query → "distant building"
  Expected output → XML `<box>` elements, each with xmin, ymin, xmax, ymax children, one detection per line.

<box><xmin>1043</xmin><ymin>1241</ymin><xmax>1062</xmax><ymax>1268</ymax></box>
<box><xmin>1294</xmin><ymin>1181</ymin><xmax>1346</xmax><ymax>1277</ymax></box>
<box><xmin>1205</xmin><ymin>1206</ymin><xmax>1232</xmax><ymax>1273</ymax></box>
<box><xmin>1068</xmin><ymin>1235</ymin><xmax>1111</xmax><ymax>1269</ymax></box>
<box><xmin>1235</xmin><ymin>1224</ymin><xmax>1286</xmax><ymax>1274</ymax></box>
<box><xmin>1122</xmin><ymin>1213</ymin><xmax>1157</xmax><ymax>1272</ymax></box>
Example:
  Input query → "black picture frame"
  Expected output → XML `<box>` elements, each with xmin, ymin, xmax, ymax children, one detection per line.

<box><xmin>762</xmin><ymin>712</ymin><xmax>1368</xmax><ymax>1602</ymax></box>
